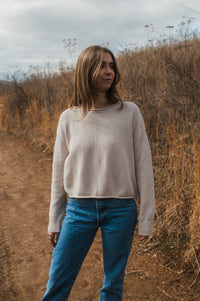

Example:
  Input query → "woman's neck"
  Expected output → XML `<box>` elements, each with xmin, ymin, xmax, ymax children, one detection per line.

<box><xmin>92</xmin><ymin>92</ymin><xmax>110</xmax><ymax>109</ymax></box>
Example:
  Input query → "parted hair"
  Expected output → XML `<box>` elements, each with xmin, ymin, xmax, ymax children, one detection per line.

<box><xmin>69</xmin><ymin>45</ymin><xmax>123</xmax><ymax>117</ymax></box>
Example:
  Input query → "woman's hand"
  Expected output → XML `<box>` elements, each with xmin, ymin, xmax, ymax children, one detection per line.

<box><xmin>48</xmin><ymin>232</ymin><xmax>60</xmax><ymax>247</ymax></box>
<box><xmin>138</xmin><ymin>235</ymin><xmax>149</xmax><ymax>241</ymax></box>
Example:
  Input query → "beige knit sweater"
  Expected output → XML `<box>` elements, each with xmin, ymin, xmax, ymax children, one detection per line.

<box><xmin>48</xmin><ymin>101</ymin><xmax>155</xmax><ymax>236</ymax></box>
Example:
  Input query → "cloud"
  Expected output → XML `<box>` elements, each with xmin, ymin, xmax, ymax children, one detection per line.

<box><xmin>0</xmin><ymin>0</ymin><xmax>200</xmax><ymax>79</ymax></box>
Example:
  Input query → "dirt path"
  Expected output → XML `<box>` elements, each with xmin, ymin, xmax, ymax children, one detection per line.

<box><xmin>0</xmin><ymin>130</ymin><xmax>199</xmax><ymax>301</ymax></box>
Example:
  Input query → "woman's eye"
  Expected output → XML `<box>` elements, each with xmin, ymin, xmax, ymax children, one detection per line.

<box><xmin>101</xmin><ymin>63</ymin><xmax>114</xmax><ymax>69</ymax></box>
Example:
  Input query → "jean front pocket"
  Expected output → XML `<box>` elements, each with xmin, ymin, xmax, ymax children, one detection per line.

<box><xmin>114</xmin><ymin>198</ymin><xmax>137</xmax><ymax>208</ymax></box>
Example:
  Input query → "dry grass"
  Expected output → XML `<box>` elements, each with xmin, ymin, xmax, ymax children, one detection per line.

<box><xmin>153</xmin><ymin>121</ymin><xmax>199</xmax><ymax>270</ymax></box>
<box><xmin>0</xmin><ymin>37</ymin><xmax>200</xmax><ymax>276</ymax></box>
<box><xmin>0</xmin><ymin>71</ymin><xmax>74</xmax><ymax>151</ymax></box>
<box><xmin>117</xmin><ymin>38</ymin><xmax>200</xmax><ymax>145</ymax></box>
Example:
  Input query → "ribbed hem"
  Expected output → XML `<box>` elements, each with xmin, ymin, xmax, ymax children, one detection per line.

<box><xmin>68</xmin><ymin>195</ymin><xmax>136</xmax><ymax>199</ymax></box>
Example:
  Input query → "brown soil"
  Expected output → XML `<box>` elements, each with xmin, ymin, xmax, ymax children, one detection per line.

<box><xmin>0</xmin><ymin>130</ymin><xmax>199</xmax><ymax>301</ymax></box>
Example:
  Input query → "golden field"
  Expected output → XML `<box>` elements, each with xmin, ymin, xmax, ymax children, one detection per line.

<box><xmin>0</xmin><ymin>37</ymin><xmax>200</xmax><ymax>280</ymax></box>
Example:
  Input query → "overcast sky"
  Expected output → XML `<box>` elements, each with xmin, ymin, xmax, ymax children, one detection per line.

<box><xmin>0</xmin><ymin>0</ymin><xmax>200</xmax><ymax>80</ymax></box>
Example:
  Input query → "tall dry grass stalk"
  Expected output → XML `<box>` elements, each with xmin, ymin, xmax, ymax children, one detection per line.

<box><xmin>187</xmin><ymin>134</ymin><xmax>200</xmax><ymax>271</ymax></box>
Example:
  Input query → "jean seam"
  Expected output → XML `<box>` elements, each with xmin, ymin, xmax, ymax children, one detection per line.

<box><xmin>96</xmin><ymin>200</ymin><xmax>99</xmax><ymax>226</ymax></box>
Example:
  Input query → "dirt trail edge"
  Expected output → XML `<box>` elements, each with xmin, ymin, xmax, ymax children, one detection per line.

<box><xmin>0</xmin><ymin>130</ymin><xmax>199</xmax><ymax>301</ymax></box>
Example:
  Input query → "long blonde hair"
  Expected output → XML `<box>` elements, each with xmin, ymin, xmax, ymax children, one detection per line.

<box><xmin>70</xmin><ymin>45</ymin><xmax>123</xmax><ymax>117</ymax></box>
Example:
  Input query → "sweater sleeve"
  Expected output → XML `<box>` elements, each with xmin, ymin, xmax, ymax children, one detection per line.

<box><xmin>48</xmin><ymin>114</ymin><xmax>69</xmax><ymax>232</ymax></box>
<box><xmin>132</xmin><ymin>107</ymin><xmax>155</xmax><ymax>236</ymax></box>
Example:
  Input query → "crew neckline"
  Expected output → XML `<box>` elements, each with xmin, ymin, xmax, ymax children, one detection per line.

<box><xmin>91</xmin><ymin>100</ymin><xmax>120</xmax><ymax>111</ymax></box>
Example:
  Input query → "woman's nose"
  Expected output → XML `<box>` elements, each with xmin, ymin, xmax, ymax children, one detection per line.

<box><xmin>105</xmin><ymin>66</ymin><xmax>112</xmax><ymax>73</ymax></box>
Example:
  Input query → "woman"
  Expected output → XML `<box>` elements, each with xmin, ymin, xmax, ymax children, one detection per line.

<box><xmin>42</xmin><ymin>45</ymin><xmax>155</xmax><ymax>301</ymax></box>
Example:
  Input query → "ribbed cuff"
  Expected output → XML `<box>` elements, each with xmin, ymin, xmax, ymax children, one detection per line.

<box><xmin>48</xmin><ymin>213</ymin><xmax>64</xmax><ymax>233</ymax></box>
<box><xmin>138</xmin><ymin>220</ymin><xmax>154</xmax><ymax>236</ymax></box>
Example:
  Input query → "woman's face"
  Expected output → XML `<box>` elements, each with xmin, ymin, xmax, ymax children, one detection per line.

<box><xmin>93</xmin><ymin>52</ymin><xmax>115</xmax><ymax>93</ymax></box>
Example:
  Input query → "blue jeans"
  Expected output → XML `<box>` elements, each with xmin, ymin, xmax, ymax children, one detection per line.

<box><xmin>42</xmin><ymin>198</ymin><xmax>137</xmax><ymax>301</ymax></box>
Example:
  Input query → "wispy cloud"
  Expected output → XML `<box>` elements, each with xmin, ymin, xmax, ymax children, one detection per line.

<box><xmin>0</xmin><ymin>0</ymin><xmax>200</xmax><ymax>79</ymax></box>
